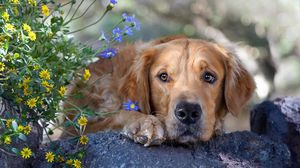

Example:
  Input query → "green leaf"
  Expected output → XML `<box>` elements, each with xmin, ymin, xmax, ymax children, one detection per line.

<box><xmin>18</xmin><ymin>133</ymin><xmax>27</xmax><ymax>141</ymax></box>
<box><xmin>11</xmin><ymin>120</ymin><xmax>18</xmax><ymax>131</ymax></box>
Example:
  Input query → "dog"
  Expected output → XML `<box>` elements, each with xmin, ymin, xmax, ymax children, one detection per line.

<box><xmin>64</xmin><ymin>36</ymin><xmax>255</xmax><ymax>146</ymax></box>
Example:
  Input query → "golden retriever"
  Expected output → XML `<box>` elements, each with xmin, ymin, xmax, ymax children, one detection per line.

<box><xmin>64</xmin><ymin>36</ymin><xmax>255</xmax><ymax>146</ymax></box>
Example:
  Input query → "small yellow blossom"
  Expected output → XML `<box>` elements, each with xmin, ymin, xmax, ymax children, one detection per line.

<box><xmin>26</xmin><ymin>97</ymin><xmax>38</xmax><ymax>108</ymax></box>
<box><xmin>41</xmin><ymin>5</ymin><xmax>50</xmax><ymax>17</ymax></box>
<box><xmin>73</xmin><ymin>159</ymin><xmax>82</xmax><ymax>168</ymax></box>
<box><xmin>23</xmin><ymin>125</ymin><xmax>31</xmax><ymax>135</ymax></box>
<box><xmin>66</xmin><ymin>159</ymin><xmax>73</xmax><ymax>165</ymax></box>
<box><xmin>45</xmin><ymin>151</ymin><xmax>55</xmax><ymax>163</ymax></box>
<box><xmin>20</xmin><ymin>147</ymin><xmax>32</xmax><ymax>159</ymax></box>
<box><xmin>28</xmin><ymin>0</ymin><xmax>37</xmax><ymax>6</ymax></box>
<box><xmin>57</xmin><ymin>155</ymin><xmax>64</xmax><ymax>162</ymax></box>
<box><xmin>47</xmin><ymin>31</ymin><xmax>53</xmax><ymax>37</ymax></box>
<box><xmin>39</xmin><ymin>69</ymin><xmax>50</xmax><ymax>80</ymax></box>
<box><xmin>5</xmin><ymin>119</ymin><xmax>14</xmax><ymax>128</ymax></box>
<box><xmin>18</xmin><ymin>125</ymin><xmax>24</xmax><ymax>131</ymax></box>
<box><xmin>33</xmin><ymin>65</ymin><xmax>39</xmax><ymax>70</ymax></box>
<box><xmin>4</xmin><ymin>136</ymin><xmax>11</xmax><ymax>145</ymax></box>
<box><xmin>0</xmin><ymin>62</ymin><xmax>5</xmax><ymax>72</ymax></box>
<box><xmin>2</xmin><ymin>12</ymin><xmax>9</xmax><ymax>22</ymax></box>
<box><xmin>10</xmin><ymin>0</ymin><xmax>19</xmax><ymax>4</ymax></box>
<box><xmin>28</xmin><ymin>31</ymin><xmax>36</xmax><ymax>41</ymax></box>
<box><xmin>77</xmin><ymin>116</ymin><xmax>88</xmax><ymax>126</ymax></box>
<box><xmin>13</xmin><ymin>53</ymin><xmax>20</xmax><ymax>59</ymax></box>
<box><xmin>22</xmin><ymin>23</ymin><xmax>31</xmax><ymax>32</ymax></box>
<box><xmin>41</xmin><ymin>81</ymin><xmax>53</xmax><ymax>92</ymax></box>
<box><xmin>83</xmin><ymin>69</ymin><xmax>91</xmax><ymax>81</ymax></box>
<box><xmin>23</xmin><ymin>86</ymin><xmax>32</xmax><ymax>96</ymax></box>
<box><xmin>79</xmin><ymin>135</ymin><xmax>89</xmax><ymax>145</ymax></box>
<box><xmin>58</xmin><ymin>86</ymin><xmax>67</xmax><ymax>96</ymax></box>
<box><xmin>5</xmin><ymin>23</ymin><xmax>15</xmax><ymax>32</ymax></box>
<box><xmin>23</xmin><ymin>77</ymin><xmax>31</xmax><ymax>85</ymax></box>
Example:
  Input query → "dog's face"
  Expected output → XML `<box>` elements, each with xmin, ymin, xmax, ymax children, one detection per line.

<box><xmin>120</xmin><ymin>37</ymin><xmax>255</xmax><ymax>143</ymax></box>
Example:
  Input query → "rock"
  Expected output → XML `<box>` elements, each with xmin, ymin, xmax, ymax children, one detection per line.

<box><xmin>0</xmin><ymin>97</ymin><xmax>43</xmax><ymax>168</ymax></box>
<box><xmin>33</xmin><ymin>131</ymin><xmax>290</xmax><ymax>168</ymax></box>
<box><xmin>251</xmin><ymin>97</ymin><xmax>300</xmax><ymax>167</ymax></box>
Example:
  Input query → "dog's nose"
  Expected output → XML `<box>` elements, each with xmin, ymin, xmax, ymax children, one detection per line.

<box><xmin>175</xmin><ymin>102</ymin><xmax>202</xmax><ymax>125</ymax></box>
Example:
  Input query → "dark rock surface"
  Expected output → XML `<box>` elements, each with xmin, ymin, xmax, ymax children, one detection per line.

<box><xmin>251</xmin><ymin>97</ymin><xmax>300</xmax><ymax>168</ymax></box>
<box><xmin>33</xmin><ymin>131</ymin><xmax>291</xmax><ymax>168</ymax></box>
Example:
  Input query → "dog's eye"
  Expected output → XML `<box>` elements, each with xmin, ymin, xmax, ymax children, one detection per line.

<box><xmin>203</xmin><ymin>72</ymin><xmax>216</xmax><ymax>84</ymax></box>
<box><xmin>159</xmin><ymin>73</ymin><xmax>169</xmax><ymax>82</ymax></box>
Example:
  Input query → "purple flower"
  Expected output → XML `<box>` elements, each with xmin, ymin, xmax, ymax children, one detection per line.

<box><xmin>122</xmin><ymin>13</ymin><xmax>140</xmax><ymax>30</ymax></box>
<box><xmin>123</xmin><ymin>99</ymin><xmax>139</xmax><ymax>111</ymax></box>
<box><xmin>112</xmin><ymin>27</ymin><xmax>122</xmax><ymax>42</ymax></box>
<box><xmin>124</xmin><ymin>26</ymin><xmax>133</xmax><ymax>36</ymax></box>
<box><xmin>110</xmin><ymin>0</ymin><xmax>117</xmax><ymax>5</ymax></box>
<box><xmin>98</xmin><ymin>48</ymin><xmax>117</xmax><ymax>58</ymax></box>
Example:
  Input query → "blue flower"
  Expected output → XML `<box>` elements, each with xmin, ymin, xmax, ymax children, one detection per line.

<box><xmin>122</xmin><ymin>13</ymin><xmax>140</xmax><ymax>30</ymax></box>
<box><xmin>112</xmin><ymin>27</ymin><xmax>122</xmax><ymax>43</ymax></box>
<box><xmin>123</xmin><ymin>99</ymin><xmax>139</xmax><ymax>111</ymax></box>
<box><xmin>99</xmin><ymin>31</ymin><xmax>109</xmax><ymax>43</ymax></box>
<box><xmin>124</xmin><ymin>26</ymin><xmax>133</xmax><ymax>36</ymax></box>
<box><xmin>110</xmin><ymin>0</ymin><xmax>117</xmax><ymax>5</ymax></box>
<box><xmin>98</xmin><ymin>48</ymin><xmax>117</xmax><ymax>58</ymax></box>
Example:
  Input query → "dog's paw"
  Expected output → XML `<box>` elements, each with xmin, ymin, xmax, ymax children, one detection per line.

<box><xmin>122</xmin><ymin>115</ymin><xmax>166</xmax><ymax>147</ymax></box>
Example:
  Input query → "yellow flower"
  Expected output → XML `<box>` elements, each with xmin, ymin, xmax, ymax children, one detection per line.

<box><xmin>5</xmin><ymin>23</ymin><xmax>15</xmax><ymax>32</ymax></box>
<box><xmin>20</xmin><ymin>147</ymin><xmax>32</xmax><ymax>159</ymax></box>
<box><xmin>23</xmin><ymin>77</ymin><xmax>31</xmax><ymax>85</ymax></box>
<box><xmin>39</xmin><ymin>69</ymin><xmax>50</xmax><ymax>80</ymax></box>
<box><xmin>23</xmin><ymin>125</ymin><xmax>31</xmax><ymax>135</ymax></box>
<box><xmin>0</xmin><ymin>62</ymin><xmax>5</xmax><ymax>72</ymax></box>
<box><xmin>2</xmin><ymin>12</ymin><xmax>9</xmax><ymax>22</ymax></box>
<box><xmin>83</xmin><ymin>69</ymin><xmax>91</xmax><ymax>81</ymax></box>
<box><xmin>79</xmin><ymin>135</ymin><xmax>89</xmax><ymax>145</ymax></box>
<box><xmin>45</xmin><ymin>151</ymin><xmax>55</xmax><ymax>163</ymax></box>
<box><xmin>41</xmin><ymin>81</ymin><xmax>53</xmax><ymax>93</ymax></box>
<box><xmin>33</xmin><ymin>65</ymin><xmax>39</xmax><ymax>70</ymax></box>
<box><xmin>5</xmin><ymin>119</ymin><xmax>14</xmax><ymax>128</ymax></box>
<box><xmin>58</xmin><ymin>86</ymin><xmax>67</xmax><ymax>96</ymax></box>
<box><xmin>57</xmin><ymin>155</ymin><xmax>64</xmax><ymax>162</ymax></box>
<box><xmin>4</xmin><ymin>136</ymin><xmax>11</xmax><ymax>145</ymax></box>
<box><xmin>66</xmin><ymin>159</ymin><xmax>73</xmax><ymax>165</ymax></box>
<box><xmin>77</xmin><ymin>116</ymin><xmax>88</xmax><ymax>126</ymax></box>
<box><xmin>28</xmin><ymin>0</ymin><xmax>37</xmax><ymax>6</ymax></box>
<box><xmin>41</xmin><ymin>5</ymin><xmax>50</xmax><ymax>17</ymax></box>
<box><xmin>10</xmin><ymin>0</ymin><xmax>19</xmax><ymax>4</ymax></box>
<box><xmin>23</xmin><ymin>86</ymin><xmax>32</xmax><ymax>96</ymax></box>
<box><xmin>28</xmin><ymin>31</ymin><xmax>36</xmax><ymax>41</ymax></box>
<box><xmin>22</xmin><ymin>23</ymin><xmax>31</xmax><ymax>32</ymax></box>
<box><xmin>73</xmin><ymin>159</ymin><xmax>82</xmax><ymax>168</ymax></box>
<box><xmin>47</xmin><ymin>31</ymin><xmax>53</xmax><ymax>37</ymax></box>
<box><xmin>18</xmin><ymin>125</ymin><xmax>24</xmax><ymax>131</ymax></box>
<box><xmin>26</xmin><ymin>97</ymin><xmax>38</xmax><ymax>108</ymax></box>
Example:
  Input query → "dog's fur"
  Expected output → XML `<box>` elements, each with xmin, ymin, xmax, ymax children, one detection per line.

<box><xmin>64</xmin><ymin>36</ymin><xmax>255</xmax><ymax>146</ymax></box>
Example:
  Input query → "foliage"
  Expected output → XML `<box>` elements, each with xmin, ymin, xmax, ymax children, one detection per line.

<box><xmin>0</xmin><ymin>0</ymin><xmax>139</xmax><ymax>167</ymax></box>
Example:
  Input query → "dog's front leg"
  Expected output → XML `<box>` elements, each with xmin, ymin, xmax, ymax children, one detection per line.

<box><xmin>99</xmin><ymin>111</ymin><xmax>166</xmax><ymax>147</ymax></box>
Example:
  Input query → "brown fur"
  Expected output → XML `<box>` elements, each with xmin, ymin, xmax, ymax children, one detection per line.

<box><xmin>63</xmin><ymin>36</ymin><xmax>255</xmax><ymax>146</ymax></box>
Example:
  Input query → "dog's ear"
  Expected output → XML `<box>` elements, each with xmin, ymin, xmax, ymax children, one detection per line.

<box><xmin>118</xmin><ymin>49</ymin><xmax>155</xmax><ymax>114</ymax></box>
<box><xmin>216</xmin><ymin>45</ymin><xmax>256</xmax><ymax>116</ymax></box>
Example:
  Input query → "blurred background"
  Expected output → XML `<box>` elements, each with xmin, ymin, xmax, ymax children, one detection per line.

<box><xmin>60</xmin><ymin>0</ymin><xmax>300</xmax><ymax>131</ymax></box>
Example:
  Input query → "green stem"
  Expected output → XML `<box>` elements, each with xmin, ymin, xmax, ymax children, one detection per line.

<box><xmin>63</xmin><ymin>0</ymin><xmax>84</xmax><ymax>26</ymax></box>
<box><xmin>72</xmin><ymin>0</ymin><xmax>97</xmax><ymax>21</ymax></box>
<box><xmin>66</xmin><ymin>9</ymin><xmax>109</xmax><ymax>34</ymax></box>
